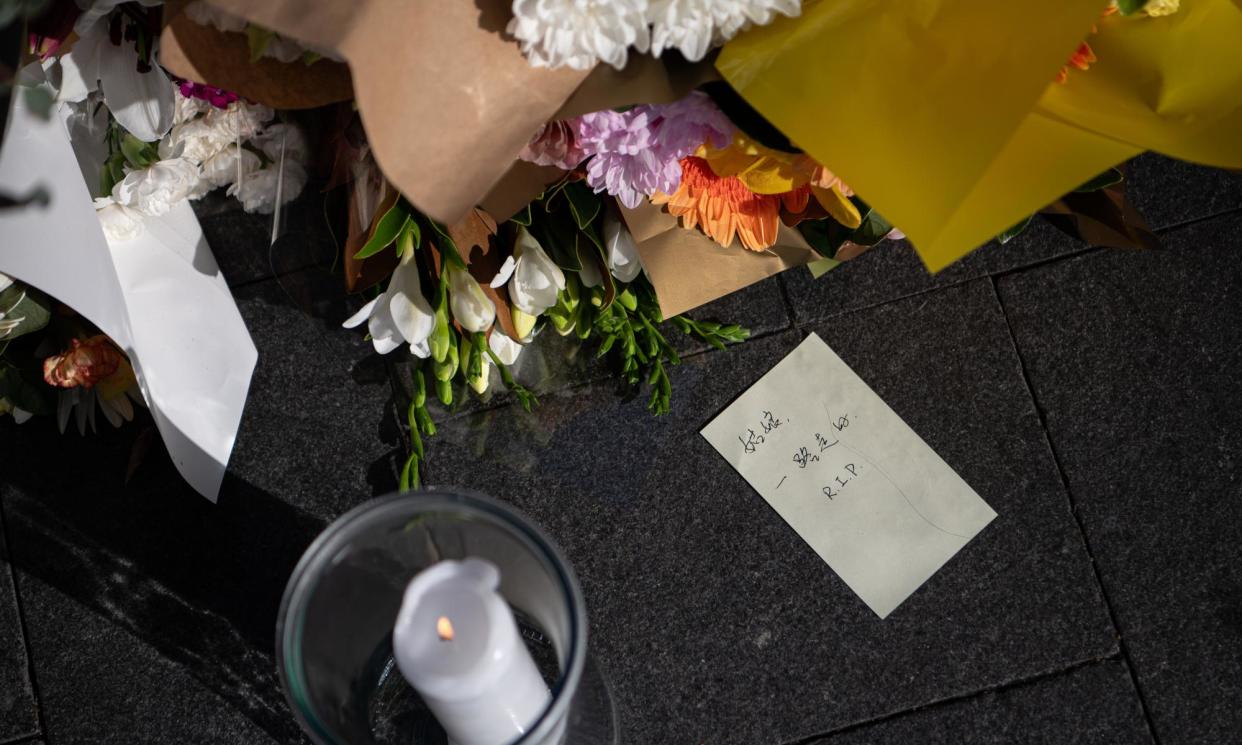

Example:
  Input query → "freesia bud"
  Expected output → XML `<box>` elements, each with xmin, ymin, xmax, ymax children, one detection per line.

<box><xmin>512</xmin><ymin>308</ymin><xmax>537</xmax><ymax>341</ymax></box>
<box><xmin>604</xmin><ymin>213</ymin><xmax>643</xmax><ymax>282</ymax></box>
<box><xmin>447</xmin><ymin>265</ymin><xmax>496</xmax><ymax>334</ymax></box>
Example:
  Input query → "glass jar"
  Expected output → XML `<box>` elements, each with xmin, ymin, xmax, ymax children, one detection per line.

<box><xmin>276</xmin><ymin>488</ymin><xmax>618</xmax><ymax>745</ymax></box>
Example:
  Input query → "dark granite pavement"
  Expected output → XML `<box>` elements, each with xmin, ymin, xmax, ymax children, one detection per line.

<box><xmin>0</xmin><ymin>157</ymin><xmax>1238</xmax><ymax>744</ymax></box>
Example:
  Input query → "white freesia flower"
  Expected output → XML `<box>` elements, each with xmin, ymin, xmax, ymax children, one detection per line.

<box><xmin>201</xmin><ymin>144</ymin><xmax>262</xmax><ymax>188</ymax></box>
<box><xmin>226</xmin><ymin>161</ymin><xmax>307</xmax><ymax>214</ymax></box>
<box><xmin>488</xmin><ymin>331</ymin><xmax>524</xmax><ymax>366</ymax></box>
<box><xmin>111</xmin><ymin>157</ymin><xmax>199</xmax><ymax>217</ymax></box>
<box><xmin>603</xmin><ymin>213</ymin><xmax>643</xmax><ymax>282</ymax></box>
<box><xmin>648</xmin><ymin>0</ymin><xmax>801</xmax><ymax>61</ymax></box>
<box><xmin>448</xmin><ymin>265</ymin><xmax>496</xmax><ymax>333</ymax></box>
<box><xmin>496</xmin><ymin>227</ymin><xmax>566</xmax><ymax>316</ymax></box>
<box><xmin>508</xmin><ymin>0</ymin><xmax>650</xmax><ymax>70</ymax></box>
<box><xmin>252</xmin><ymin>123</ymin><xmax>309</xmax><ymax>165</ymax></box>
<box><xmin>93</xmin><ymin>197</ymin><xmax>145</xmax><ymax>241</ymax></box>
<box><xmin>60</xmin><ymin>1</ymin><xmax>174</xmax><ymax>142</ymax></box>
<box><xmin>343</xmin><ymin>248</ymin><xmax>436</xmax><ymax>356</ymax></box>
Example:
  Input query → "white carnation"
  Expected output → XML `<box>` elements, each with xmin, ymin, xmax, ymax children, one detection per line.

<box><xmin>227</xmin><ymin>161</ymin><xmax>307</xmax><ymax>214</ymax></box>
<box><xmin>173</xmin><ymin>90</ymin><xmax>211</xmax><ymax>125</ymax></box>
<box><xmin>159</xmin><ymin>119</ymin><xmax>229</xmax><ymax>164</ymax></box>
<box><xmin>183</xmin><ymin>0</ymin><xmax>247</xmax><ymax>33</ymax></box>
<box><xmin>111</xmin><ymin>157</ymin><xmax>199</xmax><ymax>217</ymax></box>
<box><xmin>93</xmin><ymin>197</ymin><xmax>145</xmax><ymax>242</ymax></box>
<box><xmin>252</xmin><ymin>123</ymin><xmax>308</xmax><ymax>165</ymax></box>
<box><xmin>202</xmin><ymin>99</ymin><xmax>274</xmax><ymax>142</ymax></box>
<box><xmin>508</xmin><ymin>0</ymin><xmax>650</xmax><ymax>70</ymax></box>
<box><xmin>649</xmin><ymin>0</ymin><xmax>801</xmax><ymax>61</ymax></box>
<box><xmin>201</xmin><ymin>144</ymin><xmax>262</xmax><ymax>188</ymax></box>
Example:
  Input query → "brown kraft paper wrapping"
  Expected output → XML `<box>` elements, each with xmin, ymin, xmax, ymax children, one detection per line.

<box><xmin>621</xmin><ymin>201</ymin><xmax>821</xmax><ymax>319</ymax></box>
<box><xmin>159</xmin><ymin>0</ymin><xmax>354</xmax><ymax>109</ymax></box>
<box><xmin>197</xmin><ymin>0</ymin><xmax>589</xmax><ymax>225</ymax></box>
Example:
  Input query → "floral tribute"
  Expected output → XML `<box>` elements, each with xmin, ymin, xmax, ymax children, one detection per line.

<box><xmin>0</xmin><ymin>0</ymin><xmax>1182</xmax><ymax>497</ymax></box>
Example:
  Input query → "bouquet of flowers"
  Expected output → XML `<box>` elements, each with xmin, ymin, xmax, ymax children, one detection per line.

<box><xmin>1</xmin><ymin>0</ymin><xmax>1236</xmax><ymax>499</ymax></box>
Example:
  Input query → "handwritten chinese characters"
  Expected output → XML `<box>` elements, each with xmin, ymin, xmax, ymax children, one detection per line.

<box><xmin>738</xmin><ymin>410</ymin><xmax>785</xmax><ymax>454</ymax></box>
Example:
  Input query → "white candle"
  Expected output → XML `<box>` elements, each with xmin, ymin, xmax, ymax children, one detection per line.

<box><xmin>393</xmin><ymin>558</ymin><xmax>551</xmax><ymax>745</ymax></box>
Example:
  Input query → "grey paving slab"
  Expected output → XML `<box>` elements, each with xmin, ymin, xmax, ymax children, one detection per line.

<box><xmin>228</xmin><ymin>269</ymin><xmax>403</xmax><ymax>519</ymax></box>
<box><xmin>804</xmin><ymin>661</ymin><xmax>1151</xmax><ymax>745</ymax></box>
<box><xmin>0</xmin><ymin>507</ymin><xmax>37</xmax><ymax>742</ymax></box>
<box><xmin>13</xmin><ymin>567</ymin><xmax>283</xmax><ymax>745</ymax></box>
<box><xmin>0</xmin><ymin>420</ymin><xmax>316</xmax><ymax>744</ymax></box>
<box><xmin>996</xmin><ymin>212</ymin><xmax>1242</xmax><ymax>745</ymax></box>
<box><xmin>670</xmin><ymin>274</ymin><xmax>792</xmax><ymax>356</ymax></box>
<box><xmin>781</xmin><ymin>217</ymin><xmax>1087</xmax><ymax>325</ymax></box>
<box><xmin>420</xmin><ymin>279</ymin><xmax>1115</xmax><ymax>745</ymax></box>
<box><xmin>1126</xmin><ymin>153</ymin><xmax>1242</xmax><ymax>231</ymax></box>
<box><xmin>193</xmin><ymin>184</ymin><xmax>339</xmax><ymax>288</ymax></box>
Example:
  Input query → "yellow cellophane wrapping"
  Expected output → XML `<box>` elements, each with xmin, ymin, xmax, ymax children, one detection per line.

<box><xmin>717</xmin><ymin>0</ymin><xmax>1242</xmax><ymax>271</ymax></box>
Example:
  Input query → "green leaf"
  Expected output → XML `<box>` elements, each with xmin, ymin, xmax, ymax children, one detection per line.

<box><xmin>246</xmin><ymin>26</ymin><xmax>277</xmax><ymax>63</ymax></box>
<box><xmin>120</xmin><ymin>133</ymin><xmax>156</xmax><ymax>169</ymax></box>
<box><xmin>0</xmin><ymin>366</ymin><xmax>52</xmax><ymax>416</ymax></box>
<box><xmin>799</xmin><ymin>214</ymin><xmax>856</xmax><ymax>258</ymax></box>
<box><xmin>849</xmin><ymin>209</ymin><xmax>894</xmax><ymax>247</ymax></box>
<box><xmin>509</xmin><ymin>204</ymin><xmax>533</xmax><ymax>226</ymax></box>
<box><xmin>997</xmin><ymin>215</ymin><xmax>1034</xmax><ymax>245</ymax></box>
<box><xmin>563</xmin><ymin>181</ymin><xmax>601</xmax><ymax>229</ymax></box>
<box><xmin>428</xmin><ymin>220</ymin><xmax>466</xmax><ymax>268</ymax></box>
<box><xmin>1114</xmin><ymin>0</ymin><xmax>1148</xmax><ymax>15</ymax></box>
<box><xmin>354</xmin><ymin>200</ymin><xmax>410</xmax><ymax>259</ymax></box>
<box><xmin>0</xmin><ymin>284</ymin><xmax>50</xmax><ymax>341</ymax></box>
<box><xmin>1074</xmin><ymin>168</ymin><xmax>1125</xmax><ymax>193</ymax></box>
<box><xmin>535</xmin><ymin>216</ymin><xmax>583</xmax><ymax>272</ymax></box>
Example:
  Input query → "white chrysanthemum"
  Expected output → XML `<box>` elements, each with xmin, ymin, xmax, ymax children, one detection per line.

<box><xmin>508</xmin><ymin>0</ymin><xmax>651</xmax><ymax>70</ymax></box>
<box><xmin>648</xmin><ymin>0</ymin><xmax>801</xmax><ymax>61</ymax></box>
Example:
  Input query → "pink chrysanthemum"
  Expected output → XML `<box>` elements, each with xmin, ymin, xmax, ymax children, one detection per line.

<box><xmin>572</xmin><ymin>91</ymin><xmax>733</xmax><ymax>209</ymax></box>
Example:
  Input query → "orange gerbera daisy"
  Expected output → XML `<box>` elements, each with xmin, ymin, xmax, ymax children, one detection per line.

<box><xmin>652</xmin><ymin>157</ymin><xmax>810</xmax><ymax>251</ymax></box>
<box><xmin>1056</xmin><ymin>6</ymin><xmax>1116</xmax><ymax>84</ymax></box>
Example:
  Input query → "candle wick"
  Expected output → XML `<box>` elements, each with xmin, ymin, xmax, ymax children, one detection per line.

<box><xmin>436</xmin><ymin>616</ymin><xmax>455</xmax><ymax>642</ymax></box>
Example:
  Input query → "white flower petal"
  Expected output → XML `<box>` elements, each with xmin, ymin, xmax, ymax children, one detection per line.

<box><xmin>52</xmin><ymin>32</ymin><xmax>103</xmax><ymax>102</ymax></box>
<box><xmin>97</xmin><ymin>38</ymin><xmax>174</xmax><ymax>142</ymax></box>
<box><xmin>488</xmin><ymin>331</ymin><xmax>523</xmax><ymax>366</ymax></box>
<box><xmin>448</xmin><ymin>266</ymin><xmax>496</xmax><ymax>333</ymax></box>
<box><xmin>604</xmin><ymin>213</ymin><xmax>643</xmax><ymax>282</ymax></box>
<box><xmin>490</xmin><ymin>255</ymin><xmax>517</xmax><ymax>288</ymax></box>
<box><xmin>342</xmin><ymin>296</ymin><xmax>380</xmax><ymax>329</ymax></box>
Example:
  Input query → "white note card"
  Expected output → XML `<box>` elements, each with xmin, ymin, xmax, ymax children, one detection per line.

<box><xmin>701</xmin><ymin>334</ymin><xmax>997</xmax><ymax>618</ymax></box>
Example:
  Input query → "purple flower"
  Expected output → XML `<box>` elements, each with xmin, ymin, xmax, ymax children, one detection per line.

<box><xmin>572</xmin><ymin>91</ymin><xmax>733</xmax><ymax>209</ymax></box>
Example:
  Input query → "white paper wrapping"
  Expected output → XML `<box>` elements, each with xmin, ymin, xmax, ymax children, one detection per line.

<box><xmin>0</xmin><ymin>80</ymin><xmax>257</xmax><ymax>501</ymax></box>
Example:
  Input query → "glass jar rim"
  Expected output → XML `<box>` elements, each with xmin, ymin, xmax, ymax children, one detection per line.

<box><xmin>275</xmin><ymin>486</ymin><xmax>588</xmax><ymax>745</ymax></box>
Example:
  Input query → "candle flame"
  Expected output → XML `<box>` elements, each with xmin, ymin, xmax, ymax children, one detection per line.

<box><xmin>436</xmin><ymin>616</ymin><xmax>454</xmax><ymax>641</ymax></box>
